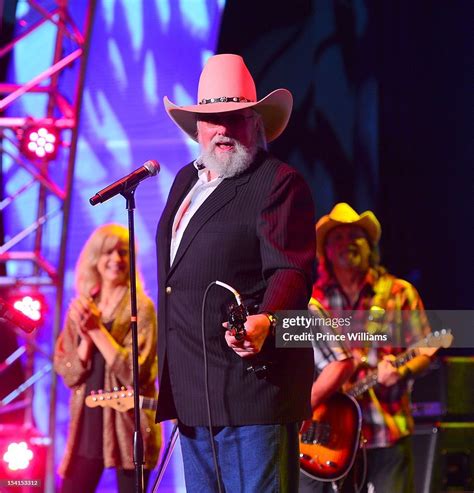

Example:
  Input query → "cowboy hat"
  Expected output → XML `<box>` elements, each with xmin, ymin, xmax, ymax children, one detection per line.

<box><xmin>316</xmin><ymin>202</ymin><xmax>381</xmax><ymax>257</ymax></box>
<box><xmin>163</xmin><ymin>54</ymin><xmax>293</xmax><ymax>143</ymax></box>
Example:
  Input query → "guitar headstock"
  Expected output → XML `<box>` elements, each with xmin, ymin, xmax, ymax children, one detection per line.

<box><xmin>85</xmin><ymin>387</ymin><xmax>135</xmax><ymax>412</ymax></box>
<box><xmin>415</xmin><ymin>329</ymin><xmax>453</xmax><ymax>357</ymax></box>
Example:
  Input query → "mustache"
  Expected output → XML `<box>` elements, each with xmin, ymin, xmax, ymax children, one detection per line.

<box><xmin>210</xmin><ymin>137</ymin><xmax>237</xmax><ymax>149</ymax></box>
<box><xmin>340</xmin><ymin>245</ymin><xmax>359</xmax><ymax>256</ymax></box>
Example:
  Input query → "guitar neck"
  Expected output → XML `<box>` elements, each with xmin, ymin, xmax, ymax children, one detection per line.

<box><xmin>347</xmin><ymin>348</ymin><xmax>419</xmax><ymax>398</ymax></box>
<box><xmin>345</xmin><ymin>330</ymin><xmax>452</xmax><ymax>398</ymax></box>
<box><xmin>140</xmin><ymin>395</ymin><xmax>158</xmax><ymax>411</ymax></box>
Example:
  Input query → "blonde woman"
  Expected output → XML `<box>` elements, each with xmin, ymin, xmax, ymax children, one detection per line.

<box><xmin>54</xmin><ymin>224</ymin><xmax>161</xmax><ymax>493</ymax></box>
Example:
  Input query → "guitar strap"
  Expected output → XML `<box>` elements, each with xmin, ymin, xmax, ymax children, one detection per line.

<box><xmin>354</xmin><ymin>273</ymin><xmax>394</xmax><ymax>368</ymax></box>
<box><xmin>366</xmin><ymin>273</ymin><xmax>401</xmax><ymax>438</ymax></box>
<box><xmin>308</xmin><ymin>297</ymin><xmax>332</xmax><ymax>319</ymax></box>
<box><xmin>365</xmin><ymin>272</ymin><xmax>394</xmax><ymax>335</ymax></box>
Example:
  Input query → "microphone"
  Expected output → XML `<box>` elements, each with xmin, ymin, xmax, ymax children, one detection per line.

<box><xmin>215</xmin><ymin>280</ymin><xmax>271</xmax><ymax>378</ymax></box>
<box><xmin>215</xmin><ymin>281</ymin><xmax>247</xmax><ymax>341</ymax></box>
<box><xmin>89</xmin><ymin>160</ymin><xmax>160</xmax><ymax>205</ymax></box>
<box><xmin>0</xmin><ymin>298</ymin><xmax>37</xmax><ymax>333</ymax></box>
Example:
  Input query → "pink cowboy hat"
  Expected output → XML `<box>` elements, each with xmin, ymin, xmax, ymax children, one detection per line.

<box><xmin>164</xmin><ymin>54</ymin><xmax>293</xmax><ymax>143</ymax></box>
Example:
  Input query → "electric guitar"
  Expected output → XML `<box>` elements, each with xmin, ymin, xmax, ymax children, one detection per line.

<box><xmin>300</xmin><ymin>329</ymin><xmax>453</xmax><ymax>481</ymax></box>
<box><xmin>85</xmin><ymin>387</ymin><xmax>157</xmax><ymax>412</ymax></box>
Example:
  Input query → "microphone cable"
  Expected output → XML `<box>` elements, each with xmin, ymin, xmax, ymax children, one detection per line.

<box><xmin>201</xmin><ymin>280</ymin><xmax>244</xmax><ymax>493</ymax></box>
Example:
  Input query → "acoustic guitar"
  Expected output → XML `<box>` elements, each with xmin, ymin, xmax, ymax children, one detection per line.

<box><xmin>300</xmin><ymin>329</ymin><xmax>453</xmax><ymax>481</ymax></box>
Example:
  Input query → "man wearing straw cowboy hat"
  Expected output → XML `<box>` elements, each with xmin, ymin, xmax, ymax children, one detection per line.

<box><xmin>155</xmin><ymin>54</ymin><xmax>316</xmax><ymax>491</ymax></box>
<box><xmin>301</xmin><ymin>202</ymin><xmax>432</xmax><ymax>493</ymax></box>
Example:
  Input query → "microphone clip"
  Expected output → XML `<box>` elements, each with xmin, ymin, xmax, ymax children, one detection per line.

<box><xmin>246</xmin><ymin>360</ymin><xmax>272</xmax><ymax>379</ymax></box>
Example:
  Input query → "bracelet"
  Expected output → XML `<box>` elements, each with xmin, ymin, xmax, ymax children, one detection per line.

<box><xmin>261</xmin><ymin>312</ymin><xmax>277</xmax><ymax>336</ymax></box>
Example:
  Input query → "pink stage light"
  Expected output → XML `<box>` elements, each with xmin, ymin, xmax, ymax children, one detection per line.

<box><xmin>3</xmin><ymin>442</ymin><xmax>34</xmax><ymax>471</ymax></box>
<box><xmin>11</xmin><ymin>294</ymin><xmax>43</xmax><ymax>323</ymax></box>
<box><xmin>0</xmin><ymin>426</ymin><xmax>49</xmax><ymax>485</ymax></box>
<box><xmin>20</xmin><ymin>124</ymin><xmax>60</xmax><ymax>161</ymax></box>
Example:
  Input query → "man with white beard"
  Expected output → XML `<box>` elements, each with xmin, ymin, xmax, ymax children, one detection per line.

<box><xmin>155</xmin><ymin>54</ymin><xmax>316</xmax><ymax>492</ymax></box>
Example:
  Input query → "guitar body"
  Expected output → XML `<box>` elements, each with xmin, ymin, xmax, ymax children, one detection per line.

<box><xmin>300</xmin><ymin>392</ymin><xmax>361</xmax><ymax>482</ymax></box>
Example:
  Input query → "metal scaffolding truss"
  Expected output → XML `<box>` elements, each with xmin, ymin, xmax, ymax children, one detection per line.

<box><xmin>0</xmin><ymin>1</ymin><xmax>97</xmax><ymax>490</ymax></box>
<box><xmin>0</xmin><ymin>0</ymin><xmax>94</xmax><ymax>287</ymax></box>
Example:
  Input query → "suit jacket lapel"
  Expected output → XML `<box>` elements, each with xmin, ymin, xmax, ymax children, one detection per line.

<box><xmin>168</xmin><ymin>171</ymin><xmax>251</xmax><ymax>278</ymax></box>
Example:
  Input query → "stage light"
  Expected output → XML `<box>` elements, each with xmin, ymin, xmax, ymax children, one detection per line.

<box><xmin>3</xmin><ymin>442</ymin><xmax>34</xmax><ymax>471</ymax></box>
<box><xmin>8</xmin><ymin>293</ymin><xmax>45</xmax><ymax>325</ymax></box>
<box><xmin>13</xmin><ymin>296</ymin><xmax>42</xmax><ymax>322</ymax></box>
<box><xmin>0</xmin><ymin>426</ymin><xmax>49</xmax><ymax>485</ymax></box>
<box><xmin>20</xmin><ymin>124</ymin><xmax>60</xmax><ymax>161</ymax></box>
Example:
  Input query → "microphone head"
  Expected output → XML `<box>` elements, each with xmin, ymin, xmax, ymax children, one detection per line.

<box><xmin>89</xmin><ymin>194</ymin><xmax>101</xmax><ymax>206</ymax></box>
<box><xmin>144</xmin><ymin>160</ymin><xmax>160</xmax><ymax>176</ymax></box>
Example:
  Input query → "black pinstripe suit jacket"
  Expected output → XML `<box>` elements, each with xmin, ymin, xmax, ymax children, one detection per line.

<box><xmin>155</xmin><ymin>150</ymin><xmax>316</xmax><ymax>426</ymax></box>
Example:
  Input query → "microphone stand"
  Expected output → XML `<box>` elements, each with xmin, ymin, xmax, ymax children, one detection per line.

<box><xmin>151</xmin><ymin>422</ymin><xmax>179</xmax><ymax>492</ymax></box>
<box><xmin>121</xmin><ymin>185</ymin><xmax>144</xmax><ymax>493</ymax></box>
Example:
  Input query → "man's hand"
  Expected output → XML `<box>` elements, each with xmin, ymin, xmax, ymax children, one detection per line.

<box><xmin>377</xmin><ymin>355</ymin><xmax>402</xmax><ymax>386</ymax></box>
<box><xmin>224</xmin><ymin>313</ymin><xmax>270</xmax><ymax>358</ymax></box>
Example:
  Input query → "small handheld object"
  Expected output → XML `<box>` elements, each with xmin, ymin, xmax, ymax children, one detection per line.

<box><xmin>215</xmin><ymin>280</ymin><xmax>272</xmax><ymax>379</ymax></box>
<box><xmin>227</xmin><ymin>302</ymin><xmax>248</xmax><ymax>341</ymax></box>
<box><xmin>215</xmin><ymin>280</ymin><xmax>247</xmax><ymax>341</ymax></box>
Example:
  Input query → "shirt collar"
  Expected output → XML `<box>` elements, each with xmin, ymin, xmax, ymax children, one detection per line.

<box><xmin>193</xmin><ymin>158</ymin><xmax>205</xmax><ymax>171</ymax></box>
<box><xmin>193</xmin><ymin>158</ymin><xmax>223</xmax><ymax>183</ymax></box>
<box><xmin>193</xmin><ymin>158</ymin><xmax>223</xmax><ymax>185</ymax></box>
<box><xmin>323</xmin><ymin>268</ymin><xmax>377</xmax><ymax>296</ymax></box>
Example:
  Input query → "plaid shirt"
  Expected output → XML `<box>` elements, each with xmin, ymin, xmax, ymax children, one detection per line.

<box><xmin>312</xmin><ymin>269</ymin><xmax>430</xmax><ymax>448</ymax></box>
<box><xmin>307</xmin><ymin>300</ymin><xmax>352</xmax><ymax>372</ymax></box>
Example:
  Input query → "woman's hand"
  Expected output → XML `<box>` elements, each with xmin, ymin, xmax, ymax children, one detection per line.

<box><xmin>69</xmin><ymin>295</ymin><xmax>102</xmax><ymax>338</ymax></box>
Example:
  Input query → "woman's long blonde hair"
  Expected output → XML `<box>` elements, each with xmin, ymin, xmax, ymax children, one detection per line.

<box><xmin>75</xmin><ymin>224</ymin><xmax>143</xmax><ymax>297</ymax></box>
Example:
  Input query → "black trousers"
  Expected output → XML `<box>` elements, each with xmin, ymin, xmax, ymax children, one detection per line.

<box><xmin>60</xmin><ymin>456</ymin><xmax>151</xmax><ymax>493</ymax></box>
<box><xmin>299</xmin><ymin>436</ymin><xmax>415</xmax><ymax>493</ymax></box>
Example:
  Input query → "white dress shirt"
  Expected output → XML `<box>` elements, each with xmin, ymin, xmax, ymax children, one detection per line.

<box><xmin>170</xmin><ymin>162</ymin><xmax>223</xmax><ymax>266</ymax></box>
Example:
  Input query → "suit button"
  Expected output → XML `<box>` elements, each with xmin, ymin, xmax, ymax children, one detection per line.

<box><xmin>165</xmin><ymin>286</ymin><xmax>172</xmax><ymax>294</ymax></box>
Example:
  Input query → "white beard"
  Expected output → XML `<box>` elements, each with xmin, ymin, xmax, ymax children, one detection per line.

<box><xmin>199</xmin><ymin>137</ymin><xmax>258</xmax><ymax>178</ymax></box>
